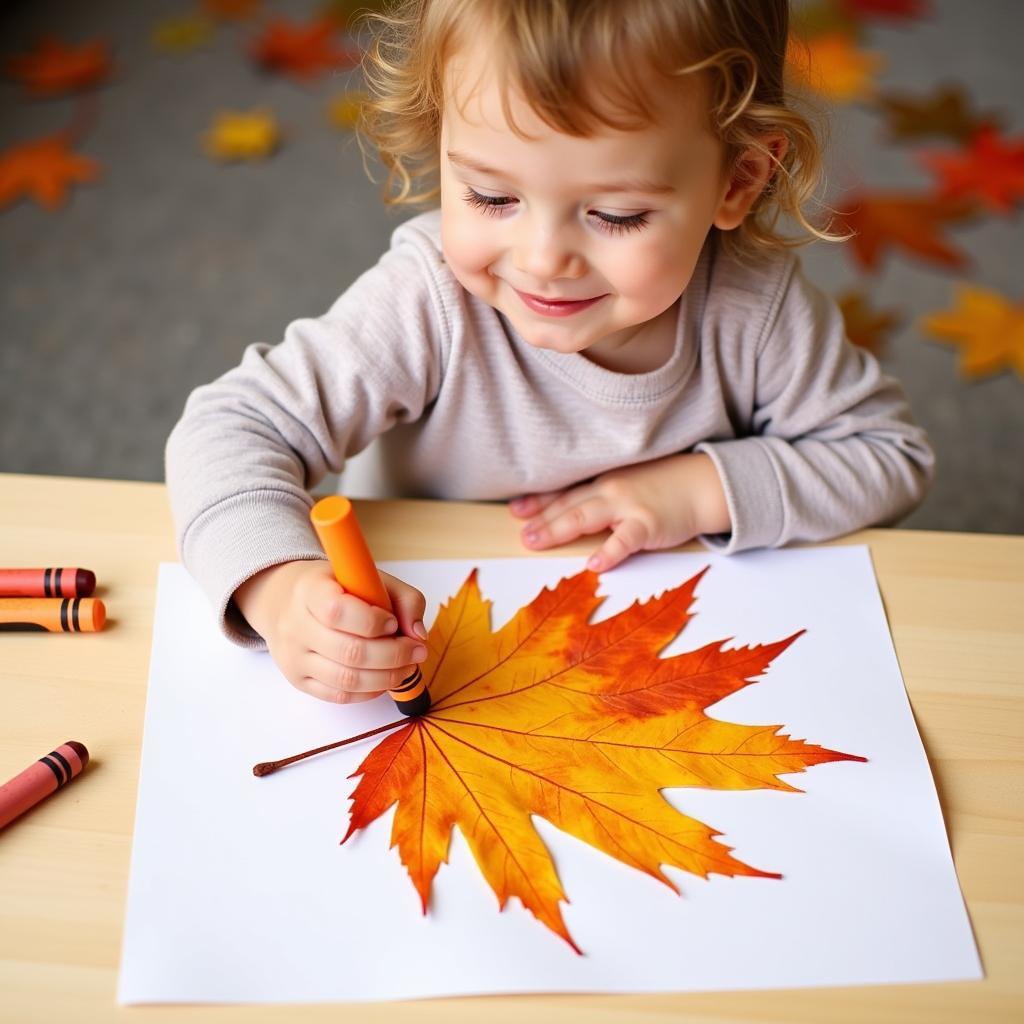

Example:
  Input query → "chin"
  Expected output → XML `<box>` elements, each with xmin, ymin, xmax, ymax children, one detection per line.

<box><xmin>517</xmin><ymin>327</ymin><xmax>590</xmax><ymax>354</ymax></box>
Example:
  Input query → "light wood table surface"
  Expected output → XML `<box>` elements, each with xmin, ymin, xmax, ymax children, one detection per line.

<box><xmin>1</xmin><ymin>472</ymin><xmax>1021</xmax><ymax>1023</ymax></box>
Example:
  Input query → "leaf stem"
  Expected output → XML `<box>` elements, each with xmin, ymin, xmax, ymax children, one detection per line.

<box><xmin>252</xmin><ymin>718</ymin><xmax>408</xmax><ymax>777</ymax></box>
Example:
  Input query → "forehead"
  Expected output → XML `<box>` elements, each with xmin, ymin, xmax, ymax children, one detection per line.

<box><xmin>442</xmin><ymin>41</ymin><xmax>713</xmax><ymax>157</ymax></box>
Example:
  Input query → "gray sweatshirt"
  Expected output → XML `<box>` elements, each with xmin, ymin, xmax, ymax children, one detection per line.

<box><xmin>166</xmin><ymin>210</ymin><xmax>934</xmax><ymax>646</ymax></box>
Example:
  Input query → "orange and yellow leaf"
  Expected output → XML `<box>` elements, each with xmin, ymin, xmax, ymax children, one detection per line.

<box><xmin>342</xmin><ymin>568</ymin><xmax>865</xmax><ymax>952</ymax></box>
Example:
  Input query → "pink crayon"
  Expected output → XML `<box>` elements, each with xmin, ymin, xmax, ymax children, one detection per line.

<box><xmin>0</xmin><ymin>741</ymin><xmax>90</xmax><ymax>830</ymax></box>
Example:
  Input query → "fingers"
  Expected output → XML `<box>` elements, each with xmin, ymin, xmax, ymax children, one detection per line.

<box><xmin>306</xmin><ymin>575</ymin><xmax>398</xmax><ymax>636</ymax></box>
<box><xmin>521</xmin><ymin>493</ymin><xmax>608</xmax><ymax>550</ymax></box>
<box><xmin>586</xmin><ymin>518</ymin><xmax>650</xmax><ymax>572</ymax></box>
<box><xmin>380</xmin><ymin>571</ymin><xmax>428</xmax><ymax>641</ymax></box>
<box><xmin>292</xmin><ymin>673</ymin><xmax>384</xmax><ymax>705</ymax></box>
<box><xmin>509</xmin><ymin>490</ymin><xmax>565</xmax><ymax>519</ymax></box>
<box><xmin>300</xmin><ymin>652</ymin><xmax>422</xmax><ymax>702</ymax></box>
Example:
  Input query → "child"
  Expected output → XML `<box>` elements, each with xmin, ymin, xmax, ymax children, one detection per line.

<box><xmin>166</xmin><ymin>0</ymin><xmax>933</xmax><ymax>705</ymax></box>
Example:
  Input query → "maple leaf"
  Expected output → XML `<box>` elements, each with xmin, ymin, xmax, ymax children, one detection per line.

<box><xmin>831</xmin><ymin>192</ymin><xmax>974</xmax><ymax>272</ymax></box>
<box><xmin>152</xmin><ymin>15</ymin><xmax>214</xmax><ymax>54</ymax></box>
<box><xmin>919</xmin><ymin>126</ymin><xmax>1024</xmax><ymax>214</ymax></box>
<box><xmin>249</xmin><ymin>17</ymin><xmax>358</xmax><ymax>82</ymax></box>
<box><xmin>921</xmin><ymin>284</ymin><xmax>1024</xmax><ymax>379</ymax></box>
<box><xmin>202</xmin><ymin>109</ymin><xmax>281</xmax><ymax>161</ymax></box>
<box><xmin>0</xmin><ymin>133</ymin><xmax>101</xmax><ymax>211</ymax></box>
<box><xmin>876</xmin><ymin>85</ymin><xmax>1003</xmax><ymax>144</ymax></box>
<box><xmin>786</xmin><ymin>31</ymin><xmax>884</xmax><ymax>103</ymax></box>
<box><xmin>4</xmin><ymin>36</ymin><xmax>113</xmax><ymax>97</ymax></box>
<box><xmin>337</xmin><ymin>568</ymin><xmax>865</xmax><ymax>952</ymax></box>
<box><xmin>838</xmin><ymin>290</ymin><xmax>903</xmax><ymax>354</ymax></box>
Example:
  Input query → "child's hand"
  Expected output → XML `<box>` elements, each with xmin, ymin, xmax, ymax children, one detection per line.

<box><xmin>233</xmin><ymin>560</ymin><xmax>428</xmax><ymax>704</ymax></box>
<box><xmin>510</xmin><ymin>453</ymin><xmax>731</xmax><ymax>572</ymax></box>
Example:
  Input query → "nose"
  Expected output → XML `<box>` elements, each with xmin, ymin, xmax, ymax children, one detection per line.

<box><xmin>511</xmin><ymin>218</ymin><xmax>585</xmax><ymax>282</ymax></box>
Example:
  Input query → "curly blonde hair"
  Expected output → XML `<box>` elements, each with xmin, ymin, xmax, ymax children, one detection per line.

<box><xmin>357</xmin><ymin>0</ymin><xmax>837</xmax><ymax>263</ymax></box>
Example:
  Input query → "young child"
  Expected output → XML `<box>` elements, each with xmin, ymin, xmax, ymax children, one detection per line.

<box><xmin>166</xmin><ymin>0</ymin><xmax>933</xmax><ymax>706</ymax></box>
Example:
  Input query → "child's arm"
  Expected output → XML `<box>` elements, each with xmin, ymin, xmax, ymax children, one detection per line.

<box><xmin>166</xmin><ymin>221</ymin><xmax>449</xmax><ymax>701</ymax></box>
<box><xmin>512</xmin><ymin>257</ymin><xmax>935</xmax><ymax>567</ymax></box>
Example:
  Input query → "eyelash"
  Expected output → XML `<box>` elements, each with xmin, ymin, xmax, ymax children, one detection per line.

<box><xmin>461</xmin><ymin>187</ymin><xmax>649</xmax><ymax>235</ymax></box>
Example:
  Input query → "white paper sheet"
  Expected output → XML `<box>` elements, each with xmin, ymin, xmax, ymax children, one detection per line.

<box><xmin>119</xmin><ymin>547</ymin><xmax>981</xmax><ymax>1003</ymax></box>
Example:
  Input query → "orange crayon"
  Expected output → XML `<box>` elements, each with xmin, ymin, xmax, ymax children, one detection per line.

<box><xmin>0</xmin><ymin>567</ymin><xmax>96</xmax><ymax>598</ymax></box>
<box><xmin>0</xmin><ymin>741</ymin><xmax>90</xmax><ymax>830</ymax></box>
<box><xmin>310</xmin><ymin>496</ymin><xmax>431</xmax><ymax>717</ymax></box>
<box><xmin>0</xmin><ymin>597</ymin><xmax>106</xmax><ymax>632</ymax></box>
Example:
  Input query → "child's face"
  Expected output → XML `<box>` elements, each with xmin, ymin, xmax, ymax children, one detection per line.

<box><xmin>439</xmin><ymin>47</ymin><xmax>735</xmax><ymax>370</ymax></box>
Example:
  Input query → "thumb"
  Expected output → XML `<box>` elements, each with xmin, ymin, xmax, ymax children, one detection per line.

<box><xmin>379</xmin><ymin>570</ymin><xmax>428</xmax><ymax>640</ymax></box>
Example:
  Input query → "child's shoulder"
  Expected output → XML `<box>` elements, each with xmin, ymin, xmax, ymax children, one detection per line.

<box><xmin>388</xmin><ymin>208</ymin><xmax>445</xmax><ymax>259</ymax></box>
<box><xmin>704</xmin><ymin>236</ymin><xmax>819</xmax><ymax>344</ymax></box>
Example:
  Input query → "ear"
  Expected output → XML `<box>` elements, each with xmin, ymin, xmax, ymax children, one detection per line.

<box><xmin>712</xmin><ymin>134</ymin><xmax>788</xmax><ymax>231</ymax></box>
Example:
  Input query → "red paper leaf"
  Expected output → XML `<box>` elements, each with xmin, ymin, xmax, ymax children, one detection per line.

<box><xmin>919</xmin><ymin>126</ymin><xmax>1024</xmax><ymax>214</ymax></box>
<box><xmin>249</xmin><ymin>17</ymin><xmax>358</xmax><ymax>81</ymax></box>
<box><xmin>832</xmin><ymin>192</ymin><xmax>975</xmax><ymax>271</ymax></box>
<box><xmin>4</xmin><ymin>36</ymin><xmax>112</xmax><ymax>97</ymax></box>
<box><xmin>0</xmin><ymin>134</ymin><xmax>100</xmax><ymax>211</ymax></box>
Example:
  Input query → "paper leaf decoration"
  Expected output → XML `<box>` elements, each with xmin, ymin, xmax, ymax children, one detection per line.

<box><xmin>328</xmin><ymin>91</ymin><xmax>364</xmax><ymax>130</ymax></box>
<box><xmin>341</xmin><ymin>568</ymin><xmax>865</xmax><ymax>952</ymax></box>
<box><xmin>152</xmin><ymin>15</ymin><xmax>214</xmax><ymax>54</ymax></box>
<box><xmin>786</xmin><ymin>31</ymin><xmax>884</xmax><ymax>102</ymax></box>
<box><xmin>838</xmin><ymin>290</ymin><xmax>903</xmax><ymax>354</ymax></box>
<box><xmin>202</xmin><ymin>0</ymin><xmax>261</xmax><ymax>20</ymax></box>
<box><xmin>877</xmin><ymin>85</ymin><xmax>1002</xmax><ymax>143</ymax></box>
<box><xmin>319</xmin><ymin>0</ymin><xmax>389</xmax><ymax>30</ymax></box>
<box><xmin>202</xmin><ymin>110</ymin><xmax>280</xmax><ymax>161</ymax></box>
<box><xmin>4</xmin><ymin>36</ymin><xmax>113</xmax><ymax>97</ymax></box>
<box><xmin>919</xmin><ymin>126</ymin><xmax>1024</xmax><ymax>214</ymax></box>
<box><xmin>922</xmin><ymin>285</ymin><xmax>1024</xmax><ymax>379</ymax></box>
<box><xmin>249</xmin><ymin>17</ymin><xmax>358</xmax><ymax>81</ymax></box>
<box><xmin>832</xmin><ymin>192</ymin><xmax>974</xmax><ymax>271</ymax></box>
<box><xmin>0</xmin><ymin>134</ymin><xmax>100</xmax><ymax>211</ymax></box>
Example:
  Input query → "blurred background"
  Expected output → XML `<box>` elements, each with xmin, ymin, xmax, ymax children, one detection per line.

<box><xmin>1</xmin><ymin>0</ymin><xmax>1022</xmax><ymax>534</ymax></box>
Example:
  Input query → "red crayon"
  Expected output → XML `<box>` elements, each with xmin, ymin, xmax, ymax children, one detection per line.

<box><xmin>0</xmin><ymin>567</ymin><xmax>96</xmax><ymax>598</ymax></box>
<box><xmin>0</xmin><ymin>741</ymin><xmax>90</xmax><ymax>830</ymax></box>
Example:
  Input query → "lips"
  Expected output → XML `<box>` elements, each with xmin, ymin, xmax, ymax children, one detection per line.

<box><xmin>513</xmin><ymin>288</ymin><xmax>606</xmax><ymax>318</ymax></box>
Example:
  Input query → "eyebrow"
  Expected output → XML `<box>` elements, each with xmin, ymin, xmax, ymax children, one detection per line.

<box><xmin>446</xmin><ymin>149</ymin><xmax>677</xmax><ymax>196</ymax></box>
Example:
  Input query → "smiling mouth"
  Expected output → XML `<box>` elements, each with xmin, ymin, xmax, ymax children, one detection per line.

<box><xmin>513</xmin><ymin>288</ymin><xmax>606</xmax><ymax>318</ymax></box>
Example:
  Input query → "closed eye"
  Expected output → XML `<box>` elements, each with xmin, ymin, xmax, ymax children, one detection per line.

<box><xmin>462</xmin><ymin>187</ymin><xmax>650</xmax><ymax>235</ymax></box>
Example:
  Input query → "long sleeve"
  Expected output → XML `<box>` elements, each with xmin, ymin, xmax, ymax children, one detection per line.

<box><xmin>696</xmin><ymin>257</ymin><xmax>935</xmax><ymax>553</ymax></box>
<box><xmin>165</xmin><ymin>226</ymin><xmax>450</xmax><ymax>645</ymax></box>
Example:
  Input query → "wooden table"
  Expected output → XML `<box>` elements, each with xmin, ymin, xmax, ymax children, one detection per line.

<box><xmin>1</xmin><ymin>473</ymin><xmax>1021</xmax><ymax>1022</ymax></box>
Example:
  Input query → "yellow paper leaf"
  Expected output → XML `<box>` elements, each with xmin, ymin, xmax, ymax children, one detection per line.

<box><xmin>922</xmin><ymin>284</ymin><xmax>1024</xmax><ymax>379</ymax></box>
<box><xmin>202</xmin><ymin>109</ymin><xmax>280</xmax><ymax>161</ymax></box>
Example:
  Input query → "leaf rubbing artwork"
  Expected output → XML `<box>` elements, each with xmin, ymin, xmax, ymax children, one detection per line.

<box><xmin>330</xmin><ymin>567</ymin><xmax>866</xmax><ymax>953</ymax></box>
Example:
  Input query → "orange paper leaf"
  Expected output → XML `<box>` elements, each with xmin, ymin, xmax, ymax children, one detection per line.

<box><xmin>838</xmin><ymin>290</ymin><xmax>903</xmax><ymax>354</ymax></box>
<box><xmin>4</xmin><ymin>36</ymin><xmax>112</xmax><ymax>97</ymax></box>
<box><xmin>0</xmin><ymin>133</ymin><xmax>101</xmax><ymax>211</ymax></box>
<box><xmin>786</xmin><ymin>31</ymin><xmax>884</xmax><ymax>103</ymax></box>
<box><xmin>341</xmin><ymin>568</ymin><xmax>865</xmax><ymax>952</ymax></box>
<box><xmin>921</xmin><ymin>284</ymin><xmax>1024</xmax><ymax>379</ymax></box>
<box><xmin>832</xmin><ymin>191</ymin><xmax>974</xmax><ymax>272</ymax></box>
<box><xmin>249</xmin><ymin>17</ymin><xmax>358</xmax><ymax>81</ymax></box>
<box><xmin>876</xmin><ymin>84</ymin><xmax>1003</xmax><ymax>144</ymax></box>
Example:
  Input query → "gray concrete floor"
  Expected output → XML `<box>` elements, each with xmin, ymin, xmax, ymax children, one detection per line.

<box><xmin>1</xmin><ymin>0</ymin><xmax>1022</xmax><ymax>534</ymax></box>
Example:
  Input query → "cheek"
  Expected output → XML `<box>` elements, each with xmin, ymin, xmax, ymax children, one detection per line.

<box><xmin>441</xmin><ymin>203</ymin><xmax>498</xmax><ymax>285</ymax></box>
<box><xmin>605</xmin><ymin>234</ymin><xmax>697</xmax><ymax>309</ymax></box>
